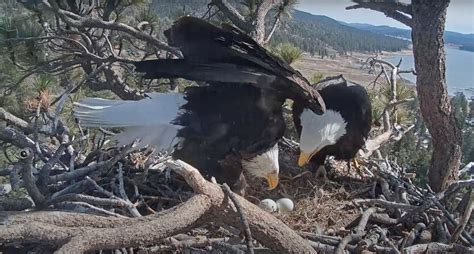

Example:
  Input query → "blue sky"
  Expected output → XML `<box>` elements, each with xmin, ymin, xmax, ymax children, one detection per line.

<box><xmin>296</xmin><ymin>0</ymin><xmax>474</xmax><ymax>34</ymax></box>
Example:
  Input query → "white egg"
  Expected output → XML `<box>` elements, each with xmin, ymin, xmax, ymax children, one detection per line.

<box><xmin>259</xmin><ymin>199</ymin><xmax>277</xmax><ymax>213</ymax></box>
<box><xmin>276</xmin><ymin>198</ymin><xmax>294</xmax><ymax>213</ymax></box>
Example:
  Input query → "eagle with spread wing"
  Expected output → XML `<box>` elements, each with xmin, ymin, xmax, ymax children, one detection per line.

<box><xmin>74</xmin><ymin>17</ymin><xmax>328</xmax><ymax>193</ymax></box>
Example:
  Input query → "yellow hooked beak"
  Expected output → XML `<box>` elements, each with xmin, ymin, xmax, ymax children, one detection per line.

<box><xmin>266</xmin><ymin>172</ymin><xmax>279</xmax><ymax>190</ymax></box>
<box><xmin>298</xmin><ymin>150</ymin><xmax>318</xmax><ymax>167</ymax></box>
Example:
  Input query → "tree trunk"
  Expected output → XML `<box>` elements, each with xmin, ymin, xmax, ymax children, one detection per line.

<box><xmin>263</xmin><ymin>15</ymin><xmax>280</xmax><ymax>44</ymax></box>
<box><xmin>255</xmin><ymin>0</ymin><xmax>283</xmax><ymax>44</ymax></box>
<box><xmin>411</xmin><ymin>0</ymin><xmax>461</xmax><ymax>192</ymax></box>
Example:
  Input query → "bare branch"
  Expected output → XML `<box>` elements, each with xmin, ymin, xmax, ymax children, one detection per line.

<box><xmin>167</xmin><ymin>160</ymin><xmax>317</xmax><ymax>253</ymax></box>
<box><xmin>18</xmin><ymin>149</ymin><xmax>46</xmax><ymax>207</ymax></box>
<box><xmin>450</xmin><ymin>189</ymin><xmax>473</xmax><ymax>243</ymax></box>
<box><xmin>254</xmin><ymin>0</ymin><xmax>285</xmax><ymax>43</ymax></box>
<box><xmin>359</xmin><ymin>56</ymin><xmax>416</xmax><ymax>158</ymax></box>
<box><xmin>350</xmin><ymin>0</ymin><xmax>412</xmax><ymax>15</ymax></box>
<box><xmin>42</xmin><ymin>0</ymin><xmax>181</xmax><ymax>57</ymax></box>
<box><xmin>116</xmin><ymin>163</ymin><xmax>142</xmax><ymax>217</ymax></box>
<box><xmin>436</xmin><ymin>179</ymin><xmax>474</xmax><ymax>201</ymax></box>
<box><xmin>50</xmin><ymin>193</ymin><xmax>130</xmax><ymax>208</ymax></box>
<box><xmin>263</xmin><ymin>15</ymin><xmax>281</xmax><ymax>44</ymax></box>
<box><xmin>354</xmin><ymin>198</ymin><xmax>418</xmax><ymax>211</ymax></box>
<box><xmin>0</xmin><ymin>108</ymin><xmax>31</xmax><ymax>133</ymax></box>
<box><xmin>336</xmin><ymin>207</ymin><xmax>378</xmax><ymax>254</ymax></box>
<box><xmin>56</xmin><ymin>201</ymin><xmax>129</xmax><ymax>218</ymax></box>
<box><xmin>347</xmin><ymin>1</ymin><xmax>413</xmax><ymax>27</ymax></box>
<box><xmin>0</xmin><ymin>197</ymin><xmax>33</xmax><ymax>211</ymax></box>
<box><xmin>360</xmin><ymin>124</ymin><xmax>415</xmax><ymax>158</ymax></box>
<box><xmin>222</xmin><ymin>183</ymin><xmax>254</xmax><ymax>254</ymax></box>
<box><xmin>56</xmin><ymin>194</ymin><xmax>211</xmax><ymax>253</ymax></box>
<box><xmin>209</xmin><ymin>0</ymin><xmax>253</xmax><ymax>33</ymax></box>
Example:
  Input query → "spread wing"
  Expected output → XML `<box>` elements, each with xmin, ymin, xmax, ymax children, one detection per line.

<box><xmin>134</xmin><ymin>16</ymin><xmax>325</xmax><ymax>115</ymax></box>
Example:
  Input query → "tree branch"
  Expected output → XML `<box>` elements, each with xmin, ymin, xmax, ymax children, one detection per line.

<box><xmin>0</xmin><ymin>108</ymin><xmax>32</xmax><ymax>133</ymax></box>
<box><xmin>347</xmin><ymin>0</ymin><xmax>413</xmax><ymax>27</ymax></box>
<box><xmin>450</xmin><ymin>189</ymin><xmax>473</xmax><ymax>243</ymax></box>
<box><xmin>254</xmin><ymin>0</ymin><xmax>284</xmax><ymax>43</ymax></box>
<box><xmin>263</xmin><ymin>14</ymin><xmax>281</xmax><ymax>44</ymax></box>
<box><xmin>1</xmin><ymin>160</ymin><xmax>316</xmax><ymax>253</ymax></box>
<box><xmin>209</xmin><ymin>0</ymin><xmax>253</xmax><ymax>33</ymax></box>
<box><xmin>56</xmin><ymin>195</ymin><xmax>212</xmax><ymax>253</ymax></box>
<box><xmin>18</xmin><ymin>149</ymin><xmax>46</xmax><ymax>207</ymax></box>
<box><xmin>360</xmin><ymin>124</ymin><xmax>415</xmax><ymax>158</ymax></box>
<box><xmin>166</xmin><ymin>160</ymin><xmax>316</xmax><ymax>253</ymax></box>
<box><xmin>42</xmin><ymin>0</ymin><xmax>181</xmax><ymax>57</ymax></box>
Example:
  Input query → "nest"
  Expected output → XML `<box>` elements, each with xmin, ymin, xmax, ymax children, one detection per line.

<box><xmin>0</xmin><ymin>118</ymin><xmax>472</xmax><ymax>253</ymax></box>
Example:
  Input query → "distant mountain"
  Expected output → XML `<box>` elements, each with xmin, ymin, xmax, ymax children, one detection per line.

<box><xmin>151</xmin><ymin>1</ymin><xmax>410</xmax><ymax>54</ymax></box>
<box><xmin>272</xmin><ymin>10</ymin><xmax>410</xmax><ymax>54</ymax></box>
<box><xmin>348</xmin><ymin>23</ymin><xmax>474</xmax><ymax>52</ymax></box>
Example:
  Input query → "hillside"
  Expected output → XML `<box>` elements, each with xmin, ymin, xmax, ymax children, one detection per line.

<box><xmin>349</xmin><ymin>23</ymin><xmax>474</xmax><ymax>51</ymax></box>
<box><xmin>151</xmin><ymin>0</ymin><xmax>410</xmax><ymax>54</ymax></box>
<box><xmin>272</xmin><ymin>10</ymin><xmax>409</xmax><ymax>55</ymax></box>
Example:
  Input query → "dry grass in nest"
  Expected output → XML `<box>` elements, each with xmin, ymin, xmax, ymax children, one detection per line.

<box><xmin>244</xmin><ymin>148</ymin><xmax>372</xmax><ymax>234</ymax></box>
<box><xmin>24</xmin><ymin>90</ymin><xmax>52</xmax><ymax>113</ymax></box>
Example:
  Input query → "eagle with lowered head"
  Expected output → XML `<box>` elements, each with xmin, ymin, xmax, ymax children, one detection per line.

<box><xmin>293</xmin><ymin>75</ymin><xmax>372</xmax><ymax>173</ymax></box>
<box><xmin>74</xmin><ymin>17</ymin><xmax>326</xmax><ymax>194</ymax></box>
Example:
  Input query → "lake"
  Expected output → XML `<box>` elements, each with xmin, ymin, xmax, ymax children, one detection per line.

<box><xmin>383</xmin><ymin>47</ymin><xmax>474</xmax><ymax>98</ymax></box>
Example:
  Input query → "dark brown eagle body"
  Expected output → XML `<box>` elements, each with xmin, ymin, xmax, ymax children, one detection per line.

<box><xmin>133</xmin><ymin>17</ymin><xmax>324</xmax><ymax>191</ymax></box>
<box><xmin>292</xmin><ymin>75</ymin><xmax>372</xmax><ymax>170</ymax></box>
<box><xmin>171</xmin><ymin>83</ymin><xmax>285</xmax><ymax>191</ymax></box>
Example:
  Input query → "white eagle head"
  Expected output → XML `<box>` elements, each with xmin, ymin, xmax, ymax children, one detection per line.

<box><xmin>242</xmin><ymin>143</ymin><xmax>279</xmax><ymax>190</ymax></box>
<box><xmin>298</xmin><ymin>109</ymin><xmax>347</xmax><ymax>166</ymax></box>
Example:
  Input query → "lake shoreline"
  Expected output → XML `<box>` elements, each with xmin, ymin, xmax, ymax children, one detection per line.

<box><xmin>294</xmin><ymin>50</ymin><xmax>416</xmax><ymax>90</ymax></box>
<box><xmin>383</xmin><ymin>47</ymin><xmax>474</xmax><ymax>97</ymax></box>
<box><xmin>295</xmin><ymin>47</ymin><xmax>473</xmax><ymax>99</ymax></box>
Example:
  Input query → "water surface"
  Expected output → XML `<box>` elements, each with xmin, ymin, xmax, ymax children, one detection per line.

<box><xmin>384</xmin><ymin>47</ymin><xmax>474</xmax><ymax>98</ymax></box>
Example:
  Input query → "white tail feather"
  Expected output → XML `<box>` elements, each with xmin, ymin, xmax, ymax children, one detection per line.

<box><xmin>74</xmin><ymin>93</ymin><xmax>185</xmax><ymax>127</ymax></box>
<box><xmin>73</xmin><ymin>92</ymin><xmax>186</xmax><ymax>153</ymax></box>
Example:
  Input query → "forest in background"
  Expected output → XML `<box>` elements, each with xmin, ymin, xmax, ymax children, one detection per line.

<box><xmin>0</xmin><ymin>0</ymin><xmax>472</xmax><ymax>253</ymax></box>
<box><xmin>349</xmin><ymin>23</ymin><xmax>474</xmax><ymax>52</ymax></box>
<box><xmin>1</xmin><ymin>0</ymin><xmax>471</xmax><ymax>187</ymax></box>
<box><xmin>151</xmin><ymin>0</ymin><xmax>410</xmax><ymax>56</ymax></box>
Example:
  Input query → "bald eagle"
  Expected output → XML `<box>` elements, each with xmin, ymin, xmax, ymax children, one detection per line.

<box><xmin>74</xmin><ymin>17</ymin><xmax>325</xmax><ymax>193</ymax></box>
<box><xmin>292</xmin><ymin>75</ymin><xmax>372</xmax><ymax>171</ymax></box>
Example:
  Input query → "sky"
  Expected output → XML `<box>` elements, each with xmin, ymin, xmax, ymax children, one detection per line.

<box><xmin>296</xmin><ymin>0</ymin><xmax>474</xmax><ymax>34</ymax></box>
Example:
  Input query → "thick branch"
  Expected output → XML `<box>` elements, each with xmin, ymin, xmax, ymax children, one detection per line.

<box><xmin>42</xmin><ymin>0</ymin><xmax>181</xmax><ymax>57</ymax></box>
<box><xmin>351</xmin><ymin>0</ymin><xmax>412</xmax><ymax>15</ymax></box>
<box><xmin>354</xmin><ymin>198</ymin><xmax>418</xmax><ymax>210</ymax></box>
<box><xmin>254</xmin><ymin>0</ymin><xmax>284</xmax><ymax>43</ymax></box>
<box><xmin>56</xmin><ymin>195</ymin><xmax>212</xmax><ymax>253</ymax></box>
<box><xmin>0</xmin><ymin>211</ymin><xmax>133</xmax><ymax>228</ymax></box>
<box><xmin>0</xmin><ymin>108</ymin><xmax>32</xmax><ymax>133</ymax></box>
<box><xmin>84</xmin><ymin>65</ymin><xmax>145</xmax><ymax>100</ymax></box>
<box><xmin>347</xmin><ymin>1</ymin><xmax>413</xmax><ymax>27</ymax></box>
<box><xmin>0</xmin><ymin>198</ymin><xmax>33</xmax><ymax>211</ymax></box>
<box><xmin>360</xmin><ymin>124</ymin><xmax>415</xmax><ymax>158</ymax></box>
<box><xmin>336</xmin><ymin>207</ymin><xmax>378</xmax><ymax>254</ymax></box>
<box><xmin>263</xmin><ymin>15</ymin><xmax>281</xmax><ymax>44</ymax></box>
<box><xmin>18</xmin><ymin>149</ymin><xmax>46</xmax><ymax>207</ymax></box>
<box><xmin>210</xmin><ymin>0</ymin><xmax>253</xmax><ymax>33</ymax></box>
<box><xmin>0</xmin><ymin>127</ymin><xmax>44</xmax><ymax>152</ymax></box>
<box><xmin>1</xmin><ymin>160</ymin><xmax>316</xmax><ymax>253</ymax></box>
<box><xmin>403</xmin><ymin>243</ymin><xmax>472</xmax><ymax>254</ymax></box>
<box><xmin>166</xmin><ymin>160</ymin><xmax>317</xmax><ymax>253</ymax></box>
<box><xmin>450</xmin><ymin>189</ymin><xmax>473</xmax><ymax>243</ymax></box>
